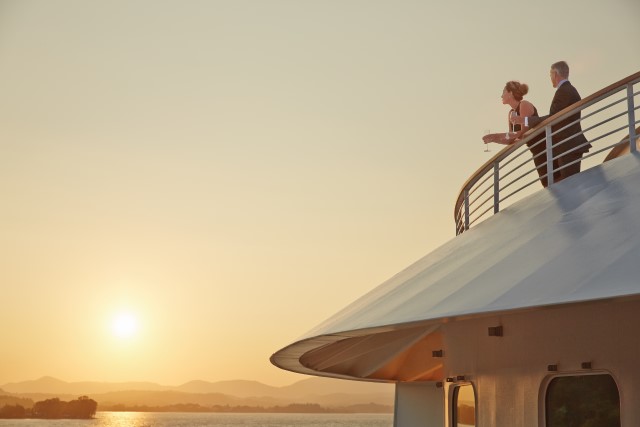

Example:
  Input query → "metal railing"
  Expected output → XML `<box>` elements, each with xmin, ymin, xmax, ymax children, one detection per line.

<box><xmin>455</xmin><ymin>71</ymin><xmax>640</xmax><ymax>235</ymax></box>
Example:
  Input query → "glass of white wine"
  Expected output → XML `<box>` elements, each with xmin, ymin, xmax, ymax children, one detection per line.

<box><xmin>509</xmin><ymin>110</ymin><xmax>518</xmax><ymax>138</ymax></box>
<box><xmin>484</xmin><ymin>129</ymin><xmax>491</xmax><ymax>152</ymax></box>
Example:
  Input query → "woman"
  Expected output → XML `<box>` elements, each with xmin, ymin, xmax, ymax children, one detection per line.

<box><xmin>482</xmin><ymin>81</ymin><xmax>550</xmax><ymax>187</ymax></box>
<box><xmin>483</xmin><ymin>80</ymin><xmax>537</xmax><ymax>145</ymax></box>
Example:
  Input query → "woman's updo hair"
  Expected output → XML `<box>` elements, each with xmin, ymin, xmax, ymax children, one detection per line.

<box><xmin>504</xmin><ymin>81</ymin><xmax>529</xmax><ymax>101</ymax></box>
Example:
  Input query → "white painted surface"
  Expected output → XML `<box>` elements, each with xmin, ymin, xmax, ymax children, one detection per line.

<box><xmin>394</xmin><ymin>382</ymin><xmax>444</xmax><ymax>427</ymax></box>
<box><xmin>300</xmin><ymin>154</ymin><xmax>640</xmax><ymax>339</ymax></box>
<box><xmin>271</xmin><ymin>153</ymin><xmax>640</xmax><ymax>426</ymax></box>
<box><xmin>273</xmin><ymin>155</ymin><xmax>640</xmax><ymax>378</ymax></box>
<box><xmin>441</xmin><ymin>297</ymin><xmax>639</xmax><ymax>427</ymax></box>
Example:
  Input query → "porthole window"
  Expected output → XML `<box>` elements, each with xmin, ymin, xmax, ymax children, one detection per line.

<box><xmin>546</xmin><ymin>374</ymin><xmax>620</xmax><ymax>427</ymax></box>
<box><xmin>452</xmin><ymin>384</ymin><xmax>476</xmax><ymax>427</ymax></box>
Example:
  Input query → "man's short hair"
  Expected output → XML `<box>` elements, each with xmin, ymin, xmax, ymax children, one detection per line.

<box><xmin>551</xmin><ymin>61</ymin><xmax>570</xmax><ymax>79</ymax></box>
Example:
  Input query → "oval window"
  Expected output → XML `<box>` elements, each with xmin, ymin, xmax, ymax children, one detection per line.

<box><xmin>453</xmin><ymin>384</ymin><xmax>476</xmax><ymax>427</ymax></box>
<box><xmin>546</xmin><ymin>374</ymin><xmax>620</xmax><ymax>427</ymax></box>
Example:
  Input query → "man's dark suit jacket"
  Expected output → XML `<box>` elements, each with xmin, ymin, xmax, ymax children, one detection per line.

<box><xmin>528</xmin><ymin>81</ymin><xmax>591</xmax><ymax>155</ymax></box>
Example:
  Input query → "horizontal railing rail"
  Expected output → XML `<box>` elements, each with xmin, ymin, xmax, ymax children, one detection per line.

<box><xmin>455</xmin><ymin>70</ymin><xmax>640</xmax><ymax>235</ymax></box>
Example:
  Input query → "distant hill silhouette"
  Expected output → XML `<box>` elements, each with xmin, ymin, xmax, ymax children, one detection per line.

<box><xmin>177</xmin><ymin>380</ymin><xmax>280</xmax><ymax>397</ymax></box>
<box><xmin>0</xmin><ymin>377</ymin><xmax>394</xmax><ymax>410</ymax></box>
<box><xmin>1</xmin><ymin>376</ymin><xmax>168</xmax><ymax>395</ymax></box>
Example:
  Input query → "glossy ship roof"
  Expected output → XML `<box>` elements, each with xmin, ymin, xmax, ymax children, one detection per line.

<box><xmin>272</xmin><ymin>154</ymin><xmax>640</xmax><ymax>380</ymax></box>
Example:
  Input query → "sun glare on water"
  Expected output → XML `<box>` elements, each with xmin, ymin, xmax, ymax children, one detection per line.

<box><xmin>111</xmin><ymin>312</ymin><xmax>139</xmax><ymax>339</ymax></box>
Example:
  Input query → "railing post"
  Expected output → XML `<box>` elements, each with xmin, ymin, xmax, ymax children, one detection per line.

<box><xmin>545</xmin><ymin>125</ymin><xmax>554</xmax><ymax>186</ymax></box>
<box><xmin>493</xmin><ymin>161</ymin><xmax>500</xmax><ymax>213</ymax></box>
<box><xmin>628</xmin><ymin>83</ymin><xmax>637</xmax><ymax>153</ymax></box>
<box><xmin>464</xmin><ymin>188</ymin><xmax>469</xmax><ymax>231</ymax></box>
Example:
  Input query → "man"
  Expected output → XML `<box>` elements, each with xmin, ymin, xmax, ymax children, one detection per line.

<box><xmin>512</xmin><ymin>61</ymin><xmax>591</xmax><ymax>184</ymax></box>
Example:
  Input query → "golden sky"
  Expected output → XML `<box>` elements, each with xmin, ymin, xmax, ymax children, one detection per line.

<box><xmin>0</xmin><ymin>0</ymin><xmax>638</xmax><ymax>387</ymax></box>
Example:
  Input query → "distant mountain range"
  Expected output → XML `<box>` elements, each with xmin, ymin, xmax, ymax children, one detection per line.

<box><xmin>0</xmin><ymin>376</ymin><xmax>394</xmax><ymax>410</ymax></box>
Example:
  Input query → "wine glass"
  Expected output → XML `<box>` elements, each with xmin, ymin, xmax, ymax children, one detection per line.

<box><xmin>484</xmin><ymin>129</ymin><xmax>491</xmax><ymax>152</ymax></box>
<box><xmin>509</xmin><ymin>110</ymin><xmax>518</xmax><ymax>133</ymax></box>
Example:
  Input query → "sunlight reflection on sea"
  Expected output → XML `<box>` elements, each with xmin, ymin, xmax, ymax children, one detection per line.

<box><xmin>0</xmin><ymin>412</ymin><xmax>393</xmax><ymax>427</ymax></box>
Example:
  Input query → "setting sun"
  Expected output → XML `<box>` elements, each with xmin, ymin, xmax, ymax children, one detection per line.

<box><xmin>111</xmin><ymin>312</ymin><xmax>139</xmax><ymax>339</ymax></box>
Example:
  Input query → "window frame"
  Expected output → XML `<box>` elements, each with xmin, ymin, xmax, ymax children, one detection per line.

<box><xmin>540</xmin><ymin>370</ymin><xmax>621</xmax><ymax>427</ymax></box>
<box><xmin>450</xmin><ymin>382</ymin><xmax>477</xmax><ymax>427</ymax></box>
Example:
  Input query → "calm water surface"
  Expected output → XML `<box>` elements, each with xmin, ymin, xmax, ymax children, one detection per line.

<box><xmin>0</xmin><ymin>412</ymin><xmax>393</xmax><ymax>427</ymax></box>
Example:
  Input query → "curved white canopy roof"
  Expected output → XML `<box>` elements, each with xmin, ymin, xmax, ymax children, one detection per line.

<box><xmin>272</xmin><ymin>154</ymin><xmax>640</xmax><ymax>380</ymax></box>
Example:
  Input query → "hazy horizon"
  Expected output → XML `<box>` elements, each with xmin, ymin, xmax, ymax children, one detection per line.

<box><xmin>0</xmin><ymin>374</ymin><xmax>394</xmax><ymax>409</ymax></box>
<box><xmin>1</xmin><ymin>374</ymin><xmax>342</xmax><ymax>387</ymax></box>
<box><xmin>1</xmin><ymin>0</ymin><xmax>638</xmax><ymax>387</ymax></box>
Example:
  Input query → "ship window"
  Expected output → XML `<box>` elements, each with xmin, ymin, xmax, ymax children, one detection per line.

<box><xmin>452</xmin><ymin>384</ymin><xmax>476</xmax><ymax>427</ymax></box>
<box><xmin>546</xmin><ymin>374</ymin><xmax>620</xmax><ymax>427</ymax></box>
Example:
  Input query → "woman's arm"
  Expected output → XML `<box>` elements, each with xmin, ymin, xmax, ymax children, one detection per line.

<box><xmin>482</xmin><ymin>132</ymin><xmax>513</xmax><ymax>145</ymax></box>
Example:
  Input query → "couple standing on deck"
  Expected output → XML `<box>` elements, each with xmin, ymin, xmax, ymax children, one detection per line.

<box><xmin>482</xmin><ymin>61</ymin><xmax>591</xmax><ymax>188</ymax></box>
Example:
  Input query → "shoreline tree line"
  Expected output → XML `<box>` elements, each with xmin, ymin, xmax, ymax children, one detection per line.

<box><xmin>0</xmin><ymin>396</ymin><xmax>97</xmax><ymax>419</ymax></box>
<box><xmin>1</xmin><ymin>394</ymin><xmax>391</xmax><ymax>416</ymax></box>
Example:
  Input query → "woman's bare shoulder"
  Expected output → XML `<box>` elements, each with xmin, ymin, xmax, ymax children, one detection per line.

<box><xmin>520</xmin><ymin>99</ymin><xmax>536</xmax><ymax>114</ymax></box>
<box><xmin>521</xmin><ymin>99</ymin><xmax>536</xmax><ymax>108</ymax></box>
